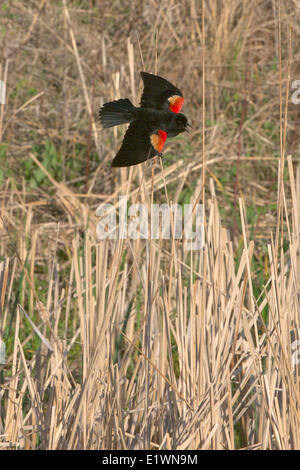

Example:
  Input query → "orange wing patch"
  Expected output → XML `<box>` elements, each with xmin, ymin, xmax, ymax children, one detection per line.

<box><xmin>150</xmin><ymin>129</ymin><xmax>167</xmax><ymax>153</ymax></box>
<box><xmin>168</xmin><ymin>95</ymin><xmax>184</xmax><ymax>113</ymax></box>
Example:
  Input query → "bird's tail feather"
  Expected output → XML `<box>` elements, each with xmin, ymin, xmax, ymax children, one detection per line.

<box><xmin>99</xmin><ymin>98</ymin><xmax>134</xmax><ymax>128</ymax></box>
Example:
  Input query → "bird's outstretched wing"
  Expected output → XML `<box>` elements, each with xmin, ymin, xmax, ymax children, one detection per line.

<box><xmin>111</xmin><ymin>120</ymin><xmax>167</xmax><ymax>167</ymax></box>
<box><xmin>140</xmin><ymin>72</ymin><xmax>184</xmax><ymax>113</ymax></box>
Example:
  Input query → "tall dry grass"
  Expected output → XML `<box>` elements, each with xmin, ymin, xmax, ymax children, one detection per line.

<box><xmin>0</xmin><ymin>156</ymin><xmax>299</xmax><ymax>449</ymax></box>
<box><xmin>0</xmin><ymin>0</ymin><xmax>300</xmax><ymax>449</ymax></box>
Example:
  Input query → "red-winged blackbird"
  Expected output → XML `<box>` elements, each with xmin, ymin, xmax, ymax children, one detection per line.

<box><xmin>99</xmin><ymin>71</ymin><xmax>191</xmax><ymax>167</ymax></box>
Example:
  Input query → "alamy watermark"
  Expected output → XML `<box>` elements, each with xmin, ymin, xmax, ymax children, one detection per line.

<box><xmin>0</xmin><ymin>80</ymin><xmax>6</xmax><ymax>104</ymax></box>
<box><xmin>96</xmin><ymin>197</ymin><xmax>204</xmax><ymax>250</ymax></box>
<box><xmin>291</xmin><ymin>79</ymin><xmax>300</xmax><ymax>105</ymax></box>
<box><xmin>292</xmin><ymin>340</ymin><xmax>300</xmax><ymax>366</ymax></box>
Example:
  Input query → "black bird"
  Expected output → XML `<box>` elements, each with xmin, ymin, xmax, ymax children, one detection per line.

<box><xmin>99</xmin><ymin>71</ymin><xmax>191</xmax><ymax>167</ymax></box>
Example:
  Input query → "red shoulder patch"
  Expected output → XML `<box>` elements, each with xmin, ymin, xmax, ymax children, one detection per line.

<box><xmin>168</xmin><ymin>95</ymin><xmax>184</xmax><ymax>113</ymax></box>
<box><xmin>150</xmin><ymin>129</ymin><xmax>167</xmax><ymax>153</ymax></box>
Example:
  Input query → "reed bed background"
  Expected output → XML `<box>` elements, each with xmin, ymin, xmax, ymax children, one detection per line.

<box><xmin>0</xmin><ymin>0</ymin><xmax>300</xmax><ymax>450</ymax></box>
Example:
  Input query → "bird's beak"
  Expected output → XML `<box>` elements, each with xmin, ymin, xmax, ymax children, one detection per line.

<box><xmin>185</xmin><ymin>123</ymin><xmax>192</xmax><ymax>133</ymax></box>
